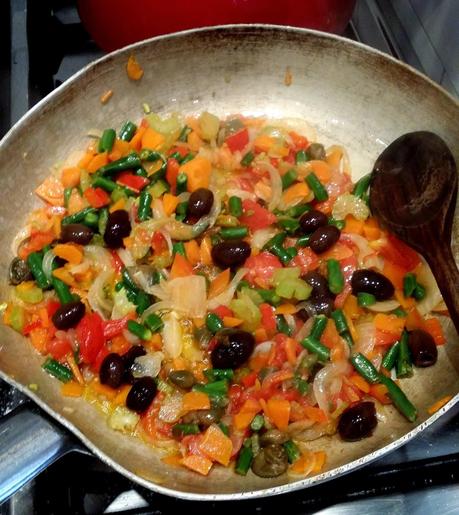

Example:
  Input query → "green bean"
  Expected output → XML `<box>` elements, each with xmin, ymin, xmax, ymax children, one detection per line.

<box><xmin>328</xmin><ymin>218</ymin><xmax>345</xmax><ymax>230</ymax></box>
<box><xmin>240</xmin><ymin>151</ymin><xmax>255</xmax><ymax>167</ymax></box>
<box><xmin>121</xmin><ymin>268</ymin><xmax>138</xmax><ymax>291</ymax></box>
<box><xmin>310</xmin><ymin>315</ymin><xmax>328</xmax><ymax>339</ymax></box>
<box><xmin>178</xmin><ymin>125</ymin><xmax>191</xmax><ymax>142</ymax></box>
<box><xmin>350</xmin><ymin>353</ymin><xmax>380</xmax><ymax>384</ymax></box>
<box><xmin>286</xmin><ymin>204</ymin><xmax>310</xmax><ymax>218</ymax></box>
<box><xmin>277</xmin><ymin>218</ymin><xmax>300</xmax><ymax>234</ymax></box>
<box><xmin>42</xmin><ymin>358</ymin><xmax>73</xmax><ymax>383</ymax></box>
<box><xmin>357</xmin><ymin>292</ymin><xmax>376</xmax><ymax>307</ymax></box>
<box><xmin>295</xmin><ymin>149</ymin><xmax>308</xmax><ymax>164</ymax></box>
<box><xmin>97</xmin><ymin>208</ymin><xmax>108</xmax><ymax>235</ymax></box>
<box><xmin>193</xmin><ymin>379</ymin><xmax>228</xmax><ymax>397</ymax></box>
<box><xmin>235</xmin><ymin>444</ymin><xmax>253</xmax><ymax>475</ymax></box>
<box><xmin>98</xmin><ymin>128</ymin><xmax>116</xmax><ymax>153</ymax></box>
<box><xmin>179</xmin><ymin>153</ymin><xmax>194</xmax><ymax>165</ymax></box>
<box><xmin>403</xmin><ymin>273</ymin><xmax>417</xmax><ymax>297</ymax></box>
<box><xmin>175</xmin><ymin>201</ymin><xmax>188</xmax><ymax>222</ymax></box>
<box><xmin>306</xmin><ymin>172</ymin><xmax>328</xmax><ymax>201</ymax></box>
<box><xmin>176</xmin><ymin>173</ymin><xmax>188</xmax><ymax>194</ymax></box>
<box><xmin>138</xmin><ymin>190</ymin><xmax>152</xmax><ymax>222</ymax></box>
<box><xmin>283</xmin><ymin>440</ymin><xmax>300</xmax><ymax>463</ymax></box>
<box><xmin>169</xmin><ymin>151</ymin><xmax>181</xmax><ymax>161</ymax></box>
<box><xmin>379</xmin><ymin>375</ymin><xmax>417</xmax><ymax>422</ymax></box>
<box><xmin>382</xmin><ymin>341</ymin><xmax>400</xmax><ymax>370</ymax></box>
<box><xmin>204</xmin><ymin>368</ymin><xmax>234</xmax><ymax>382</ymax></box>
<box><xmin>276</xmin><ymin>315</ymin><xmax>292</xmax><ymax>336</ymax></box>
<box><xmin>218</xmin><ymin>422</ymin><xmax>230</xmax><ymax>436</ymax></box>
<box><xmin>331</xmin><ymin>309</ymin><xmax>349</xmax><ymax>335</ymax></box>
<box><xmin>172</xmin><ymin>423</ymin><xmax>200</xmax><ymax>437</ymax></box>
<box><xmin>250</xmin><ymin>414</ymin><xmax>265</xmax><ymax>431</ymax></box>
<box><xmin>172</xmin><ymin>241</ymin><xmax>186</xmax><ymax>256</ymax></box>
<box><xmin>263</xmin><ymin>232</ymin><xmax>292</xmax><ymax>264</ymax></box>
<box><xmin>396</xmin><ymin>331</ymin><xmax>413</xmax><ymax>378</ymax></box>
<box><xmin>296</xmin><ymin>234</ymin><xmax>311</xmax><ymax>247</ymax></box>
<box><xmin>206</xmin><ymin>313</ymin><xmax>224</xmax><ymax>333</ymax></box>
<box><xmin>62</xmin><ymin>207</ymin><xmax>97</xmax><ymax>225</ymax></box>
<box><xmin>119</xmin><ymin>121</ymin><xmax>137</xmax><ymax>142</ymax></box>
<box><xmin>84</xmin><ymin>211</ymin><xmax>99</xmax><ymax>228</ymax></box>
<box><xmin>134</xmin><ymin>291</ymin><xmax>151</xmax><ymax>315</ymax></box>
<box><xmin>327</xmin><ymin>259</ymin><xmax>344</xmax><ymax>295</ymax></box>
<box><xmin>255</xmin><ymin>288</ymin><xmax>281</xmax><ymax>306</ymax></box>
<box><xmin>92</xmin><ymin>176</ymin><xmax>117</xmax><ymax>192</ymax></box>
<box><xmin>229</xmin><ymin>196</ymin><xmax>243</xmax><ymax>217</ymax></box>
<box><xmin>413</xmin><ymin>284</ymin><xmax>426</xmax><ymax>300</ymax></box>
<box><xmin>301</xmin><ymin>336</ymin><xmax>330</xmax><ymax>363</ymax></box>
<box><xmin>352</xmin><ymin>173</ymin><xmax>372</xmax><ymax>199</ymax></box>
<box><xmin>64</xmin><ymin>187</ymin><xmax>72</xmax><ymax>209</ymax></box>
<box><xmin>392</xmin><ymin>307</ymin><xmax>407</xmax><ymax>318</ymax></box>
<box><xmin>127</xmin><ymin>320</ymin><xmax>152</xmax><ymax>340</ymax></box>
<box><xmin>27</xmin><ymin>252</ymin><xmax>50</xmax><ymax>289</ymax></box>
<box><xmin>293</xmin><ymin>375</ymin><xmax>309</xmax><ymax>395</ymax></box>
<box><xmin>220</xmin><ymin>226</ymin><xmax>249</xmax><ymax>240</ymax></box>
<box><xmin>98</xmin><ymin>153</ymin><xmax>142</xmax><ymax>175</ymax></box>
<box><xmin>144</xmin><ymin>313</ymin><xmax>164</xmax><ymax>333</ymax></box>
<box><xmin>51</xmin><ymin>275</ymin><xmax>73</xmax><ymax>305</ymax></box>
<box><xmin>135</xmin><ymin>166</ymin><xmax>148</xmax><ymax>177</ymax></box>
<box><xmin>282</xmin><ymin>169</ymin><xmax>298</xmax><ymax>190</ymax></box>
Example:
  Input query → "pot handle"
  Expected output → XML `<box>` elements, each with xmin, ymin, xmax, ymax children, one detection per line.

<box><xmin>0</xmin><ymin>406</ymin><xmax>78</xmax><ymax>503</ymax></box>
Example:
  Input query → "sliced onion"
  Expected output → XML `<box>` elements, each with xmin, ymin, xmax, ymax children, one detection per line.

<box><xmin>332</xmin><ymin>193</ymin><xmax>369</xmax><ymax>221</ymax></box>
<box><xmin>168</xmin><ymin>275</ymin><xmax>207</xmax><ymax>318</ymax></box>
<box><xmin>158</xmin><ymin>392</ymin><xmax>184</xmax><ymax>424</ymax></box>
<box><xmin>177</xmin><ymin>192</ymin><xmax>190</xmax><ymax>203</ymax></box>
<box><xmin>415</xmin><ymin>258</ymin><xmax>442</xmax><ymax>316</ymax></box>
<box><xmin>226</xmin><ymin>188</ymin><xmax>257</xmax><ymax>201</ymax></box>
<box><xmin>354</xmin><ymin>321</ymin><xmax>376</xmax><ymax>356</ymax></box>
<box><xmin>42</xmin><ymin>249</ymin><xmax>57</xmax><ymax>280</ymax></box>
<box><xmin>108</xmin><ymin>406</ymin><xmax>139</xmax><ymax>433</ymax></box>
<box><xmin>313</xmin><ymin>361</ymin><xmax>351</xmax><ymax>413</ymax></box>
<box><xmin>84</xmin><ymin>245</ymin><xmax>113</xmax><ymax>271</ymax></box>
<box><xmin>123</xmin><ymin>327</ymin><xmax>140</xmax><ymax>345</ymax></box>
<box><xmin>257</xmin><ymin>161</ymin><xmax>282</xmax><ymax>210</ymax></box>
<box><xmin>162</xmin><ymin>311</ymin><xmax>183</xmax><ymax>359</ymax></box>
<box><xmin>285</xmin><ymin>314</ymin><xmax>296</xmax><ymax>334</ymax></box>
<box><xmin>251</xmin><ymin>227</ymin><xmax>278</xmax><ymax>252</ymax></box>
<box><xmin>207</xmin><ymin>268</ymin><xmax>247</xmax><ymax>310</ymax></box>
<box><xmin>252</xmin><ymin>340</ymin><xmax>274</xmax><ymax>357</ymax></box>
<box><xmin>367</xmin><ymin>300</ymin><xmax>401</xmax><ymax>312</ymax></box>
<box><xmin>67</xmin><ymin>259</ymin><xmax>90</xmax><ymax>275</ymax></box>
<box><xmin>295</xmin><ymin>317</ymin><xmax>314</xmax><ymax>341</ymax></box>
<box><xmin>159</xmin><ymin>229</ymin><xmax>173</xmax><ymax>255</ymax></box>
<box><xmin>132</xmin><ymin>352</ymin><xmax>164</xmax><ymax>379</ymax></box>
<box><xmin>152</xmin><ymin>198</ymin><xmax>166</xmax><ymax>219</ymax></box>
<box><xmin>340</xmin><ymin>233</ymin><xmax>374</xmax><ymax>266</ymax></box>
<box><xmin>87</xmin><ymin>270</ymin><xmax>114</xmax><ymax>319</ymax></box>
<box><xmin>266</xmin><ymin>118</ymin><xmax>317</xmax><ymax>142</ymax></box>
<box><xmin>141</xmin><ymin>301</ymin><xmax>173</xmax><ymax>320</ymax></box>
<box><xmin>116</xmin><ymin>248</ymin><xmax>135</xmax><ymax>268</ymax></box>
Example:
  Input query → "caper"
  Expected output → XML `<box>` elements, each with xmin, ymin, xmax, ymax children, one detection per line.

<box><xmin>9</xmin><ymin>257</ymin><xmax>32</xmax><ymax>285</ymax></box>
<box><xmin>259</xmin><ymin>429</ymin><xmax>288</xmax><ymax>447</ymax></box>
<box><xmin>168</xmin><ymin>370</ymin><xmax>195</xmax><ymax>389</ymax></box>
<box><xmin>251</xmin><ymin>445</ymin><xmax>288</xmax><ymax>478</ymax></box>
<box><xmin>182</xmin><ymin>408</ymin><xmax>224</xmax><ymax>427</ymax></box>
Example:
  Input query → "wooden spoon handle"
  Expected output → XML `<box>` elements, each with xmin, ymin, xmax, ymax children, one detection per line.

<box><xmin>424</xmin><ymin>244</ymin><xmax>459</xmax><ymax>333</ymax></box>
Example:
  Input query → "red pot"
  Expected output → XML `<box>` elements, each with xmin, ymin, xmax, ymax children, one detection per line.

<box><xmin>78</xmin><ymin>0</ymin><xmax>356</xmax><ymax>52</ymax></box>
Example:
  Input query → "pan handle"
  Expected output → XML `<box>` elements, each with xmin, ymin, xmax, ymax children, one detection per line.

<box><xmin>0</xmin><ymin>406</ymin><xmax>80</xmax><ymax>503</ymax></box>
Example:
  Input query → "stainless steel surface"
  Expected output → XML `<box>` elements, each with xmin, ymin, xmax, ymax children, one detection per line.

<box><xmin>0</xmin><ymin>25</ymin><xmax>458</xmax><ymax>500</ymax></box>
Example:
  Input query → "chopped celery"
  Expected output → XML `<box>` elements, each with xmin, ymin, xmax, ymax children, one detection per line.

<box><xmin>199</xmin><ymin>112</ymin><xmax>220</xmax><ymax>141</ymax></box>
<box><xmin>230</xmin><ymin>291</ymin><xmax>261</xmax><ymax>332</ymax></box>
<box><xmin>148</xmin><ymin>180</ymin><xmax>169</xmax><ymax>198</ymax></box>
<box><xmin>15</xmin><ymin>283</ymin><xmax>43</xmax><ymax>304</ymax></box>
<box><xmin>10</xmin><ymin>305</ymin><xmax>25</xmax><ymax>333</ymax></box>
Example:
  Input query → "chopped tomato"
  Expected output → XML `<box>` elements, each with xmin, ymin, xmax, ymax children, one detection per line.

<box><xmin>212</xmin><ymin>305</ymin><xmax>234</xmax><ymax>319</ymax></box>
<box><xmin>103</xmin><ymin>316</ymin><xmax>131</xmax><ymax>339</ymax></box>
<box><xmin>226</xmin><ymin>128</ymin><xmax>249</xmax><ymax>153</ymax></box>
<box><xmin>291</xmin><ymin>247</ymin><xmax>320</xmax><ymax>274</ymax></box>
<box><xmin>375</xmin><ymin>329</ymin><xmax>399</xmax><ymax>347</ymax></box>
<box><xmin>289</xmin><ymin>131</ymin><xmax>309</xmax><ymax>150</ymax></box>
<box><xmin>166</xmin><ymin>158</ymin><xmax>180</xmax><ymax>193</ymax></box>
<box><xmin>241</xmin><ymin>371</ymin><xmax>258</xmax><ymax>388</ymax></box>
<box><xmin>244</xmin><ymin>251</ymin><xmax>282</xmax><ymax>289</ymax></box>
<box><xmin>46</xmin><ymin>300</ymin><xmax>61</xmax><ymax>318</ymax></box>
<box><xmin>116</xmin><ymin>171</ymin><xmax>149</xmax><ymax>192</ymax></box>
<box><xmin>259</xmin><ymin>303</ymin><xmax>277</xmax><ymax>336</ymax></box>
<box><xmin>93</xmin><ymin>345</ymin><xmax>110</xmax><ymax>372</ymax></box>
<box><xmin>151</xmin><ymin>231</ymin><xmax>168</xmax><ymax>255</ymax></box>
<box><xmin>109</xmin><ymin>249</ymin><xmax>124</xmax><ymax>273</ymax></box>
<box><xmin>22</xmin><ymin>319</ymin><xmax>42</xmax><ymax>335</ymax></box>
<box><xmin>228</xmin><ymin>383</ymin><xmax>244</xmax><ymax>414</ymax></box>
<box><xmin>378</xmin><ymin>234</ymin><xmax>420</xmax><ymax>271</ymax></box>
<box><xmin>83</xmin><ymin>187</ymin><xmax>111</xmax><ymax>208</ymax></box>
<box><xmin>239</xmin><ymin>199</ymin><xmax>277</xmax><ymax>231</ymax></box>
<box><xmin>76</xmin><ymin>312</ymin><xmax>105</xmax><ymax>365</ymax></box>
<box><xmin>47</xmin><ymin>338</ymin><xmax>72</xmax><ymax>361</ymax></box>
<box><xmin>168</xmin><ymin>146</ymin><xmax>188</xmax><ymax>158</ymax></box>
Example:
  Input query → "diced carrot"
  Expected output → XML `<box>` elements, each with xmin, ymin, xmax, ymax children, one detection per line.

<box><xmin>114</xmin><ymin>384</ymin><xmax>132</xmax><ymax>405</ymax></box>
<box><xmin>52</xmin><ymin>267</ymin><xmax>75</xmax><ymax>286</ymax></box>
<box><xmin>394</xmin><ymin>289</ymin><xmax>416</xmax><ymax>310</ymax></box>
<box><xmin>343</xmin><ymin>294</ymin><xmax>362</xmax><ymax>320</ymax></box>
<box><xmin>208</xmin><ymin>269</ymin><xmax>230</xmax><ymax>299</ymax></box>
<box><xmin>170</xmin><ymin>253</ymin><xmax>194</xmax><ymax>279</ymax></box>
<box><xmin>100</xmin><ymin>89</ymin><xmax>113</xmax><ymax>104</ymax></box>
<box><xmin>265</xmin><ymin>398</ymin><xmax>291</xmax><ymax>431</ymax></box>
<box><xmin>184</xmin><ymin>240</ymin><xmax>201</xmax><ymax>266</ymax></box>
<box><xmin>343</xmin><ymin>215</ymin><xmax>364</xmax><ymax>235</ymax></box>
<box><xmin>78</xmin><ymin>152</ymin><xmax>95</xmax><ymax>169</ymax></box>
<box><xmin>233</xmin><ymin>411</ymin><xmax>257</xmax><ymax>431</ymax></box>
<box><xmin>369</xmin><ymin>383</ymin><xmax>392</xmax><ymax>404</ymax></box>
<box><xmin>66</xmin><ymin>353</ymin><xmax>84</xmax><ymax>384</ymax></box>
<box><xmin>349</xmin><ymin>374</ymin><xmax>371</xmax><ymax>394</ymax></box>
<box><xmin>67</xmin><ymin>189</ymin><xmax>86</xmax><ymax>215</ymax></box>
<box><xmin>285</xmin><ymin>337</ymin><xmax>298</xmax><ymax>365</ymax></box>
<box><xmin>53</xmin><ymin>243</ymin><xmax>83</xmax><ymax>265</ymax></box>
<box><xmin>181</xmin><ymin>454</ymin><xmax>213</xmax><ymax>476</ymax></box>
<box><xmin>87</xmin><ymin>152</ymin><xmax>109</xmax><ymax>174</ymax></box>
<box><xmin>182</xmin><ymin>391</ymin><xmax>210</xmax><ymax>413</ymax></box>
<box><xmin>311</xmin><ymin>451</ymin><xmax>326</xmax><ymax>473</ymax></box>
<box><xmin>428</xmin><ymin>395</ymin><xmax>453</xmax><ymax>415</ymax></box>
<box><xmin>141</xmin><ymin>127</ymin><xmax>165</xmax><ymax>150</ymax></box>
<box><xmin>254</xmin><ymin>327</ymin><xmax>268</xmax><ymax>343</ymax></box>
<box><xmin>254</xmin><ymin>134</ymin><xmax>275</xmax><ymax>153</ymax></box>
<box><xmin>382</xmin><ymin>261</ymin><xmax>406</xmax><ymax>290</ymax></box>
<box><xmin>290</xmin><ymin>451</ymin><xmax>315</xmax><ymax>475</ymax></box>
<box><xmin>52</xmin><ymin>215</ymin><xmax>61</xmax><ymax>238</ymax></box>
<box><xmin>249</xmin><ymin>352</ymin><xmax>269</xmax><ymax>372</ymax></box>
<box><xmin>180</xmin><ymin>157</ymin><xmax>212</xmax><ymax>192</ymax></box>
<box><xmin>35</xmin><ymin>175</ymin><xmax>65</xmax><ymax>206</ymax></box>
<box><xmin>129</xmin><ymin>126</ymin><xmax>147</xmax><ymax>151</ymax></box>
<box><xmin>199</xmin><ymin>424</ymin><xmax>233</xmax><ymax>466</ymax></box>
<box><xmin>192</xmin><ymin>317</ymin><xmax>205</xmax><ymax>329</ymax></box>
<box><xmin>61</xmin><ymin>381</ymin><xmax>84</xmax><ymax>397</ymax></box>
<box><xmin>61</xmin><ymin>167</ymin><xmax>81</xmax><ymax>188</ymax></box>
<box><xmin>261</xmin><ymin>369</ymin><xmax>294</xmax><ymax>391</ymax></box>
<box><xmin>303</xmin><ymin>405</ymin><xmax>328</xmax><ymax>423</ymax></box>
<box><xmin>171</xmin><ymin>357</ymin><xmax>188</xmax><ymax>371</ymax></box>
<box><xmin>281</xmin><ymin>182</ymin><xmax>310</xmax><ymax>205</ymax></box>
<box><xmin>112</xmin><ymin>139</ymin><xmax>131</xmax><ymax>157</ymax></box>
<box><xmin>109</xmin><ymin>198</ymin><xmax>126</xmax><ymax>213</ymax></box>
<box><xmin>424</xmin><ymin>317</ymin><xmax>446</xmax><ymax>345</ymax></box>
<box><xmin>111</xmin><ymin>334</ymin><xmax>131</xmax><ymax>354</ymax></box>
<box><xmin>363</xmin><ymin>217</ymin><xmax>381</xmax><ymax>240</ymax></box>
<box><xmin>200</xmin><ymin>236</ymin><xmax>213</xmax><ymax>265</ymax></box>
<box><xmin>275</xmin><ymin>303</ymin><xmax>297</xmax><ymax>315</ymax></box>
<box><xmin>187</xmin><ymin>131</ymin><xmax>203</xmax><ymax>152</ymax></box>
<box><xmin>309</xmin><ymin>160</ymin><xmax>331</xmax><ymax>183</ymax></box>
<box><xmin>162</xmin><ymin>193</ymin><xmax>179</xmax><ymax>216</ymax></box>
<box><xmin>38</xmin><ymin>307</ymin><xmax>49</xmax><ymax>328</ymax></box>
<box><xmin>29</xmin><ymin>328</ymin><xmax>49</xmax><ymax>353</ymax></box>
<box><xmin>289</xmin><ymin>131</ymin><xmax>308</xmax><ymax>149</ymax></box>
<box><xmin>161</xmin><ymin>454</ymin><xmax>183</xmax><ymax>467</ymax></box>
<box><xmin>223</xmin><ymin>316</ymin><xmax>243</xmax><ymax>328</ymax></box>
<box><xmin>147</xmin><ymin>333</ymin><xmax>163</xmax><ymax>351</ymax></box>
<box><xmin>374</xmin><ymin>313</ymin><xmax>405</xmax><ymax>334</ymax></box>
<box><xmin>90</xmin><ymin>380</ymin><xmax>117</xmax><ymax>400</ymax></box>
<box><xmin>326</xmin><ymin>148</ymin><xmax>342</xmax><ymax>168</ymax></box>
<box><xmin>405</xmin><ymin>307</ymin><xmax>426</xmax><ymax>331</ymax></box>
<box><xmin>126</xmin><ymin>55</ymin><xmax>144</xmax><ymax>80</ymax></box>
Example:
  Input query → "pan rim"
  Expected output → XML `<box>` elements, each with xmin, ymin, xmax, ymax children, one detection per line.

<box><xmin>1</xmin><ymin>23</ymin><xmax>458</xmax><ymax>501</ymax></box>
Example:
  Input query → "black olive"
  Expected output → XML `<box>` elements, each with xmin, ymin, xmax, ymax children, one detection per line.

<box><xmin>309</xmin><ymin>295</ymin><xmax>335</xmax><ymax>317</ymax></box>
<box><xmin>338</xmin><ymin>401</ymin><xmax>377</xmax><ymax>441</ymax></box>
<box><xmin>211</xmin><ymin>329</ymin><xmax>255</xmax><ymax>369</ymax></box>
<box><xmin>122</xmin><ymin>345</ymin><xmax>147</xmax><ymax>383</ymax></box>
<box><xmin>307</xmin><ymin>143</ymin><xmax>326</xmax><ymax>160</ymax></box>
<box><xmin>9</xmin><ymin>257</ymin><xmax>33</xmax><ymax>285</ymax></box>
<box><xmin>104</xmin><ymin>210</ymin><xmax>131</xmax><ymax>249</ymax></box>
<box><xmin>309</xmin><ymin>225</ymin><xmax>341</xmax><ymax>254</ymax></box>
<box><xmin>251</xmin><ymin>445</ymin><xmax>288</xmax><ymax>478</ymax></box>
<box><xmin>259</xmin><ymin>429</ymin><xmax>288</xmax><ymax>447</ymax></box>
<box><xmin>303</xmin><ymin>271</ymin><xmax>334</xmax><ymax>298</ymax></box>
<box><xmin>126</xmin><ymin>376</ymin><xmax>157</xmax><ymax>413</ymax></box>
<box><xmin>51</xmin><ymin>300</ymin><xmax>86</xmax><ymax>329</ymax></box>
<box><xmin>187</xmin><ymin>188</ymin><xmax>214</xmax><ymax>218</ymax></box>
<box><xmin>60</xmin><ymin>223</ymin><xmax>94</xmax><ymax>245</ymax></box>
<box><xmin>351</xmin><ymin>269</ymin><xmax>395</xmax><ymax>301</ymax></box>
<box><xmin>168</xmin><ymin>370</ymin><xmax>195</xmax><ymax>389</ymax></box>
<box><xmin>181</xmin><ymin>407</ymin><xmax>224</xmax><ymax>427</ymax></box>
<box><xmin>299</xmin><ymin>209</ymin><xmax>328</xmax><ymax>234</ymax></box>
<box><xmin>211</xmin><ymin>240</ymin><xmax>251</xmax><ymax>269</ymax></box>
<box><xmin>100</xmin><ymin>353</ymin><xmax>125</xmax><ymax>389</ymax></box>
<box><xmin>408</xmin><ymin>329</ymin><xmax>438</xmax><ymax>367</ymax></box>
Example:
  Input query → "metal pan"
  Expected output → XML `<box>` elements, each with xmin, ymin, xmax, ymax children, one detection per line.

<box><xmin>0</xmin><ymin>25</ymin><xmax>458</xmax><ymax>502</ymax></box>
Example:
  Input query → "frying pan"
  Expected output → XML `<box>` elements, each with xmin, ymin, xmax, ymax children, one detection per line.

<box><xmin>0</xmin><ymin>25</ymin><xmax>458</xmax><ymax>502</ymax></box>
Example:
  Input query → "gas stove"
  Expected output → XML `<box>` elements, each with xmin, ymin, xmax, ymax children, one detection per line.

<box><xmin>1</xmin><ymin>1</ymin><xmax>458</xmax><ymax>513</ymax></box>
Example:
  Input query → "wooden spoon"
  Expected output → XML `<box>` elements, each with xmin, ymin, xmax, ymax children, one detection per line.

<box><xmin>370</xmin><ymin>131</ymin><xmax>459</xmax><ymax>332</ymax></box>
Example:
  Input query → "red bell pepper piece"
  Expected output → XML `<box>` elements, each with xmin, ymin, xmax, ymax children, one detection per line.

<box><xmin>259</xmin><ymin>303</ymin><xmax>277</xmax><ymax>336</ymax></box>
<box><xmin>226</xmin><ymin>128</ymin><xmax>249</xmax><ymax>153</ymax></box>
<box><xmin>76</xmin><ymin>312</ymin><xmax>105</xmax><ymax>365</ymax></box>
<box><xmin>241</xmin><ymin>371</ymin><xmax>258</xmax><ymax>388</ymax></box>
<box><xmin>151</xmin><ymin>231</ymin><xmax>168</xmax><ymax>255</ymax></box>
<box><xmin>166</xmin><ymin>158</ymin><xmax>180</xmax><ymax>193</ymax></box>
<box><xmin>244</xmin><ymin>251</ymin><xmax>282</xmax><ymax>289</ymax></box>
<box><xmin>109</xmin><ymin>249</ymin><xmax>124</xmax><ymax>273</ymax></box>
<box><xmin>93</xmin><ymin>345</ymin><xmax>110</xmax><ymax>372</ymax></box>
<box><xmin>378</xmin><ymin>234</ymin><xmax>420</xmax><ymax>271</ymax></box>
<box><xmin>116</xmin><ymin>171</ymin><xmax>149</xmax><ymax>192</ymax></box>
<box><xmin>211</xmin><ymin>305</ymin><xmax>234</xmax><ymax>319</ymax></box>
<box><xmin>83</xmin><ymin>187</ymin><xmax>111</xmax><ymax>208</ymax></box>
<box><xmin>239</xmin><ymin>199</ymin><xmax>277</xmax><ymax>231</ymax></box>
<box><xmin>102</xmin><ymin>316</ymin><xmax>131</xmax><ymax>339</ymax></box>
